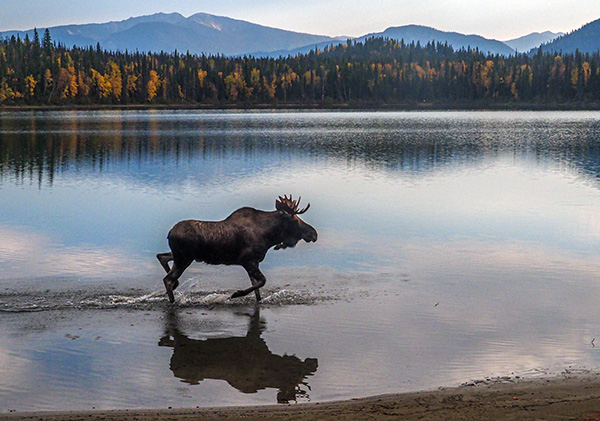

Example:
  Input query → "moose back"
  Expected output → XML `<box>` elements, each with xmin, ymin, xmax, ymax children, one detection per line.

<box><xmin>157</xmin><ymin>195</ymin><xmax>317</xmax><ymax>303</ymax></box>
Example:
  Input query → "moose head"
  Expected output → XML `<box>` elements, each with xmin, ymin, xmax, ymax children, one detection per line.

<box><xmin>274</xmin><ymin>195</ymin><xmax>318</xmax><ymax>250</ymax></box>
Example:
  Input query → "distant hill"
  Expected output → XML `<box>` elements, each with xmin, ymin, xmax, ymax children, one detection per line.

<box><xmin>262</xmin><ymin>24</ymin><xmax>518</xmax><ymax>58</ymax></box>
<box><xmin>356</xmin><ymin>25</ymin><xmax>515</xmax><ymax>56</ymax></box>
<box><xmin>0</xmin><ymin>12</ymin><xmax>339</xmax><ymax>56</ymax></box>
<box><xmin>503</xmin><ymin>31</ymin><xmax>563</xmax><ymax>53</ymax></box>
<box><xmin>539</xmin><ymin>18</ymin><xmax>600</xmax><ymax>54</ymax></box>
<box><xmin>3</xmin><ymin>12</ymin><xmax>598</xmax><ymax>58</ymax></box>
<box><xmin>253</xmin><ymin>39</ymin><xmax>347</xmax><ymax>58</ymax></box>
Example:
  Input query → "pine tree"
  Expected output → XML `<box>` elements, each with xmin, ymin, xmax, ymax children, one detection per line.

<box><xmin>42</xmin><ymin>29</ymin><xmax>52</xmax><ymax>52</ymax></box>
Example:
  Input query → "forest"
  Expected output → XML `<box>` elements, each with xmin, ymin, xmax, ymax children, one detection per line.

<box><xmin>1</xmin><ymin>29</ymin><xmax>600</xmax><ymax>107</ymax></box>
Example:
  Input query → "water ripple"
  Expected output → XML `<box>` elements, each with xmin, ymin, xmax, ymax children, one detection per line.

<box><xmin>0</xmin><ymin>285</ymin><xmax>336</xmax><ymax>313</ymax></box>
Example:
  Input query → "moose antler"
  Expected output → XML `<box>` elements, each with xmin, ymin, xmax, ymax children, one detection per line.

<box><xmin>276</xmin><ymin>194</ymin><xmax>310</xmax><ymax>215</ymax></box>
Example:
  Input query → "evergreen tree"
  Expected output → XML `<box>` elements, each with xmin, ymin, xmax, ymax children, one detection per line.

<box><xmin>1</xmin><ymin>34</ymin><xmax>600</xmax><ymax>106</ymax></box>
<box><xmin>42</xmin><ymin>29</ymin><xmax>52</xmax><ymax>52</ymax></box>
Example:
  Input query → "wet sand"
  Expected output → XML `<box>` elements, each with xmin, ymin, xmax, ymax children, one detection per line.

<box><xmin>6</xmin><ymin>374</ymin><xmax>600</xmax><ymax>420</ymax></box>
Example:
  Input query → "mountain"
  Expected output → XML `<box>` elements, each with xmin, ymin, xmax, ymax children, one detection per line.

<box><xmin>2</xmin><ymin>12</ymin><xmax>595</xmax><ymax>58</ymax></box>
<box><xmin>538</xmin><ymin>18</ymin><xmax>600</xmax><ymax>54</ymax></box>
<box><xmin>261</xmin><ymin>24</ymin><xmax>518</xmax><ymax>58</ymax></box>
<box><xmin>254</xmin><ymin>39</ymin><xmax>347</xmax><ymax>57</ymax></box>
<box><xmin>355</xmin><ymin>25</ymin><xmax>515</xmax><ymax>56</ymax></box>
<box><xmin>0</xmin><ymin>12</ymin><xmax>339</xmax><ymax>56</ymax></box>
<box><xmin>503</xmin><ymin>31</ymin><xmax>563</xmax><ymax>53</ymax></box>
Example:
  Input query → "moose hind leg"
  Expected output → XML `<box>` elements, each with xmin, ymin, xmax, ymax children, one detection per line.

<box><xmin>231</xmin><ymin>262</ymin><xmax>266</xmax><ymax>301</ymax></box>
<box><xmin>253</xmin><ymin>281</ymin><xmax>262</xmax><ymax>302</ymax></box>
<box><xmin>157</xmin><ymin>252</ymin><xmax>173</xmax><ymax>273</ymax></box>
<box><xmin>163</xmin><ymin>257</ymin><xmax>192</xmax><ymax>303</ymax></box>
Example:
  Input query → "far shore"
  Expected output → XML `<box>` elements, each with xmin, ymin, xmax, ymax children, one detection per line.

<box><xmin>2</xmin><ymin>101</ymin><xmax>600</xmax><ymax>112</ymax></box>
<box><xmin>6</xmin><ymin>374</ymin><xmax>600</xmax><ymax>420</ymax></box>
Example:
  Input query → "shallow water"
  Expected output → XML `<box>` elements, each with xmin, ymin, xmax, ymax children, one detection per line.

<box><xmin>2</xmin><ymin>110</ymin><xmax>600</xmax><ymax>412</ymax></box>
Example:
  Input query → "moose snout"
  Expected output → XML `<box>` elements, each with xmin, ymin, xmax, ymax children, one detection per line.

<box><xmin>304</xmin><ymin>227</ymin><xmax>318</xmax><ymax>243</ymax></box>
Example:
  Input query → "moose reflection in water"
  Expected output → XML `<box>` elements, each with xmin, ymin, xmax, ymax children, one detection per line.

<box><xmin>159</xmin><ymin>308</ymin><xmax>318</xmax><ymax>403</ymax></box>
<box><xmin>157</xmin><ymin>195</ymin><xmax>317</xmax><ymax>303</ymax></box>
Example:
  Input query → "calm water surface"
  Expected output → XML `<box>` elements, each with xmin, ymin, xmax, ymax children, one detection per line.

<box><xmin>2</xmin><ymin>110</ymin><xmax>600</xmax><ymax>411</ymax></box>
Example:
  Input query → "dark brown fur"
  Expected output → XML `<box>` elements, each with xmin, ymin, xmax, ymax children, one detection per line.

<box><xmin>157</xmin><ymin>197</ymin><xmax>317</xmax><ymax>303</ymax></box>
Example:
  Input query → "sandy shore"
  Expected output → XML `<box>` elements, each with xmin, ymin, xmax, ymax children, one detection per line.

<box><xmin>5</xmin><ymin>374</ymin><xmax>600</xmax><ymax>420</ymax></box>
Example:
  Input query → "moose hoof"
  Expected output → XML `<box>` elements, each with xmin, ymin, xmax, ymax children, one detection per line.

<box><xmin>166</xmin><ymin>290</ymin><xmax>175</xmax><ymax>303</ymax></box>
<box><xmin>231</xmin><ymin>290</ymin><xmax>245</xmax><ymax>299</ymax></box>
<box><xmin>163</xmin><ymin>279</ymin><xmax>176</xmax><ymax>303</ymax></box>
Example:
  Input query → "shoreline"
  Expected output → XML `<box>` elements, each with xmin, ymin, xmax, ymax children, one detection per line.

<box><xmin>2</xmin><ymin>101</ymin><xmax>600</xmax><ymax>112</ymax></box>
<box><xmin>6</xmin><ymin>374</ymin><xmax>600</xmax><ymax>420</ymax></box>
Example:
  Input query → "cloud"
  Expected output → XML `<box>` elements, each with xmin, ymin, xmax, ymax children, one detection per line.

<box><xmin>0</xmin><ymin>225</ymin><xmax>154</xmax><ymax>281</ymax></box>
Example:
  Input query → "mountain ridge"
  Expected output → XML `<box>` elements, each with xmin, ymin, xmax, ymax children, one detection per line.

<box><xmin>257</xmin><ymin>24</ymin><xmax>519</xmax><ymax>58</ymax></box>
<box><xmin>355</xmin><ymin>25</ymin><xmax>515</xmax><ymax>55</ymax></box>
<box><xmin>1</xmin><ymin>12</ymin><xmax>596</xmax><ymax>57</ymax></box>
<box><xmin>503</xmin><ymin>31</ymin><xmax>563</xmax><ymax>53</ymax></box>
<box><xmin>0</xmin><ymin>12</ymin><xmax>339</xmax><ymax>56</ymax></box>
<box><xmin>539</xmin><ymin>18</ymin><xmax>600</xmax><ymax>54</ymax></box>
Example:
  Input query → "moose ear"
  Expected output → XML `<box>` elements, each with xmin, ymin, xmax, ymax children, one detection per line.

<box><xmin>275</xmin><ymin>199</ymin><xmax>285</xmax><ymax>212</ymax></box>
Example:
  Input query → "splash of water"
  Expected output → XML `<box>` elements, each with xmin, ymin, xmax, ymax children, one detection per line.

<box><xmin>78</xmin><ymin>291</ymin><xmax>164</xmax><ymax>308</ymax></box>
<box><xmin>179</xmin><ymin>292</ymin><xmax>232</xmax><ymax>306</ymax></box>
<box><xmin>0</xmin><ymin>280</ymin><xmax>337</xmax><ymax>312</ymax></box>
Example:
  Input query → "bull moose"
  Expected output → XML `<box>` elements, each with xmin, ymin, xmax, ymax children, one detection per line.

<box><xmin>157</xmin><ymin>195</ymin><xmax>317</xmax><ymax>303</ymax></box>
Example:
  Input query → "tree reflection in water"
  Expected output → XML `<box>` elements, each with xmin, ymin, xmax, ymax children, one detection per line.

<box><xmin>159</xmin><ymin>307</ymin><xmax>318</xmax><ymax>403</ymax></box>
<box><xmin>5</xmin><ymin>111</ymin><xmax>600</xmax><ymax>188</ymax></box>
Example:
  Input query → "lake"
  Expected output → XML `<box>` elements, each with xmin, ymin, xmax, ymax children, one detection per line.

<box><xmin>2</xmin><ymin>109</ymin><xmax>600</xmax><ymax>412</ymax></box>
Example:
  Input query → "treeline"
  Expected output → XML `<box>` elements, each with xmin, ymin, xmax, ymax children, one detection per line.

<box><xmin>2</xmin><ymin>29</ymin><xmax>600</xmax><ymax>106</ymax></box>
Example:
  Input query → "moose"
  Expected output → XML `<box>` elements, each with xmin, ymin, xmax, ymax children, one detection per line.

<box><xmin>157</xmin><ymin>195</ymin><xmax>317</xmax><ymax>303</ymax></box>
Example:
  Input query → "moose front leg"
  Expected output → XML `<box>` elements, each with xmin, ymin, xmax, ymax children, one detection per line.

<box><xmin>231</xmin><ymin>262</ymin><xmax>266</xmax><ymax>301</ymax></box>
<box><xmin>162</xmin><ymin>256</ymin><xmax>192</xmax><ymax>303</ymax></box>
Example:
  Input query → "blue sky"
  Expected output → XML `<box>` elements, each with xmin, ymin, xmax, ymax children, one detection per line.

<box><xmin>2</xmin><ymin>0</ymin><xmax>600</xmax><ymax>40</ymax></box>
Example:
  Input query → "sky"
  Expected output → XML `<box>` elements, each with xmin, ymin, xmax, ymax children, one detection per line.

<box><xmin>2</xmin><ymin>0</ymin><xmax>600</xmax><ymax>41</ymax></box>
